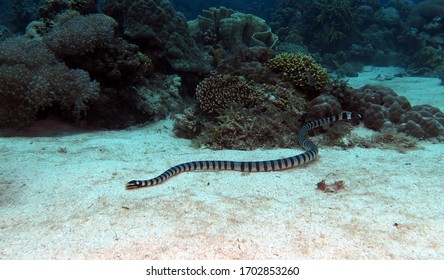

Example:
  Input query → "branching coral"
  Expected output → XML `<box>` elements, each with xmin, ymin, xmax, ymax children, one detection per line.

<box><xmin>192</xmin><ymin>72</ymin><xmax>308</xmax><ymax>149</ymax></box>
<box><xmin>44</xmin><ymin>13</ymin><xmax>117</xmax><ymax>57</ymax></box>
<box><xmin>195</xmin><ymin>106</ymin><xmax>304</xmax><ymax>150</ymax></box>
<box><xmin>300</xmin><ymin>0</ymin><xmax>357</xmax><ymax>48</ymax></box>
<box><xmin>104</xmin><ymin>0</ymin><xmax>211</xmax><ymax>73</ymax></box>
<box><xmin>267</xmin><ymin>52</ymin><xmax>330</xmax><ymax>93</ymax></box>
<box><xmin>0</xmin><ymin>36</ymin><xmax>99</xmax><ymax>128</ymax></box>
<box><xmin>313</xmin><ymin>0</ymin><xmax>356</xmax><ymax>43</ymax></box>
<box><xmin>195</xmin><ymin>73</ymin><xmax>307</xmax><ymax>115</ymax></box>
<box><xmin>195</xmin><ymin>74</ymin><xmax>261</xmax><ymax>115</ymax></box>
<box><xmin>42</xmin><ymin>12</ymin><xmax>154</xmax><ymax>88</ymax></box>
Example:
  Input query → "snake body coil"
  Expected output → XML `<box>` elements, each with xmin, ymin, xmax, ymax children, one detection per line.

<box><xmin>126</xmin><ymin>111</ymin><xmax>361</xmax><ymax>189</ymax></box>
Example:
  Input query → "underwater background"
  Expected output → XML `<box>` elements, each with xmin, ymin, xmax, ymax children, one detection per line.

<box><xmin>1</xmin><ymin>0</ymin><xmax>444</xmax><ymax>260</ymax></box>
<box><xmin>1</xmin><ymin>0</ymin><xmax>443</xmax><ymax>144</ymax></box>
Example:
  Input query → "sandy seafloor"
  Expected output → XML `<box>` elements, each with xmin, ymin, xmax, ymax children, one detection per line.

<box><xmin>1</xmin><ymin>66</ymin><xmax>443</xmax><ymax>259</ymax></box>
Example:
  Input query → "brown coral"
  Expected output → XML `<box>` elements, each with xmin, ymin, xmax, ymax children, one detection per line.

<box><xmin>349</xmin><ymin>85</ymin><xmax>411</xmax><ymax>130</ymax></box>
<box><xmin>195</xmin><ymin>74</ymin><xmax>261</xmax><ymax>115</ymax></box>
<box><xmin>331</xmin><ymin>84</ymin><xmax>444</xmax><ymax>139</ymax></box>
<box><xmin>192</xmin><ymin>73</ymin><xmax>307</xmax><ymax>150</ymax></box>
<box><xmin>306</xmin><ymin>94</ymin><xmax>342</xmax><ymax>121</ymax></box>
<box><xmin>267</xmin><ymin>52</ymin><xmax>330</xmax><ymax>93</ymax></box>
<box><xmin>195</xmin><ymin>106</ymin><xmax>304</xmax><ymax>150</ymax></box>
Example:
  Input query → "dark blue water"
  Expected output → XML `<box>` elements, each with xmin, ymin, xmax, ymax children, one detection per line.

<box><xmin>170</xmin><ymin>0</ymin><xmax>426</xmax><ymax>21</ymax></box>
<box><xmin>0</xmin><ymin>0</ymin><xmax>428</xmax><ymax>30</ymax></box>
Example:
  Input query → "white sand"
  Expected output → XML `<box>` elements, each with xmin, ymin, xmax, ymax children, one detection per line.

<box><xmin>1</xmin><ymin>67</ymin><xmax>443</xmax><ymax>259</ymax></box>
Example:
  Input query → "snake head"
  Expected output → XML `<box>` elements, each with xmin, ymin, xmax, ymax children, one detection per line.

<box><xmin>126</xmin><ymin>180</ymin><xmax>143</xmax><ymax>190</ymax></box>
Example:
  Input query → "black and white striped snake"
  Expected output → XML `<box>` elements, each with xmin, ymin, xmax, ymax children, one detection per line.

<box><xmin>126</xmin><ymin>111</ymin><xmax>361</xmax><ymax>189</ymax></box>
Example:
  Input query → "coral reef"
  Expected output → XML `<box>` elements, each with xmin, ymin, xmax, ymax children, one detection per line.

<box><xmin>267</xmin><ymin>52</ymin><xmax>330</xmax><ymax>93</ymax></box>
<box><xmin>318</xmin><ymin>121</ymin><xmax>356</xmax><ymax>147</ymax></box>
<box><xmin>349</xmin><ymin>85</ymin><xmax>410</xmax><ymax>129</ymax></box>
<box><xmin>304</xmin><ymin>0</ymin><xmax>357</xmax><ymax>50</ymax></box>
<box><xmin>270</xmin><ymin>0</ymin><xmax>305</xmax><ymax>42</ymax></box>
<box><xmin>103</xmin><ymin>0</ymin><xmax>211</xmax><ymax>73</ymax></box>
<box><xmin>171</xmin><ymin>0</ymin><xmax>276</xmax><ymax>23</ymax></box>
<box><xmin>387</xmin><ymin>0</ymin><xmax>415</xmax><ymax>20</ymax></box>
<box><xmin>37</xmin><ymin>0</ymin><xmax>98</xmax><ymax>20</ymax></box>
<box><xmin>195</xmin><ymin>74</ymin><xmax>261</xmax><ymax>115</ymax></box>
<box><xmin>401</xmin><ymin>0</ymin><xmax>444</xmax><ymax>75</ymax></box>
<box><xmin>409</xmin><ymin>46</ymin><xmax>444</xmax><ymax>75</ymax></box>
<box><xmin>374</xmin><ymin>7</ymin><xmax>401</xmax><ymax>27</ymax></box>
<box><xmin>215</xmin><ymin>47</ymin><xmax>277</xmax><ymax>84</ymax></box>
<box><xmin>185</xmin><ymin>65</ymin><xmax>309</xmax><ymax>150</ymax></box>
<box><xmin>0</xmin><ymin>25</ymin><xmax>12</xmax><ymax>40</ymax></box>
<box><xmin>2</xmin><ymin>0</ymin><xmax>442</xmax><ymax>145</ymax></box>
<box><xmin>306</xmin><ymin>94</ymin><xmax>342</xmax><ymax>122</ymax></box>
<box><xmin>173</xmin><ymin>108</ymin><xmax>202</xmax><ymax>139</ymax></box>
<box><xmin>85</xmin><ymin>72</ymin><xmax>186</xmax><ymax>129</ymax></box>
<box><xmin>406</xmin><ymin>0</ymin><xmax>444</xmax><ymax>31</ymax></box>
<box><xmin>10</xmin><ymin>0</ymin><xmax>42</xmax><ymax>32</ymax></box>
<box><xmin>37</xmin><ymin>12</ymin><xmax>156</xmax><ymax>128</ymax></box>
<box><xmin>193</xmin><ymin>105</ymin><xmax>304</xmax><ymax>150</ymax></box>
<box><xmin>45</xmin><ymin>14</ymin><xmax>153</xmax><ymax>88</ymax></box>
<box><xmin>43</xmin><ymin>13</ymin><xmax>117</xmax><ymax>57</ymax></box>
<box><xmin>187</xmin><ymin>47</ymin><xmax>333</xmax><ymax>150</ymax></box>
<box><xmin>398</xmin><ymin>105</ymin><xmax>444</xmax><ymax>139</ymax></box>
<box><xmin>188</xmin><ymin>6</ymin><xmax>278</xmax><ymax>50</ymax></box>
<box><xmin>351</xmin><ymin>0</ymin><xmax>381</xmax><ymax>10</ymax></box>
<box><xmin>0</xmin><ymin>36</ymin><xmax>99</xmax><ymax>128</ymax></box>
<box><xmin>328</xmin><ymin>84</ymin><xmax>444</xmax><ymax>139</ymax></box>
<box><xmin>1</xmin><ymin>7</ymin><xmax>166</xmax><ymax>130</ymax></box>
<box><xmin>195</xmin><ymin>73</ymin><xmax>307</xmax><ymax>115</ymax></box>
<box><xmin>137</xmin><ymin>74</ymin><xmax>186</xmax><ymax>121</ymax></box>
<box><xmin>269</xmin><ymin>0</ymin><xmax>441</xmax><ymax>77</ymax></box>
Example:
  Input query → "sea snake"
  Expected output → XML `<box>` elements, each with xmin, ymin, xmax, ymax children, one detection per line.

<box><xmin>126</xmin><ymin>111</ymin><xmax>361</xmax><ymax>189</ymax></box>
